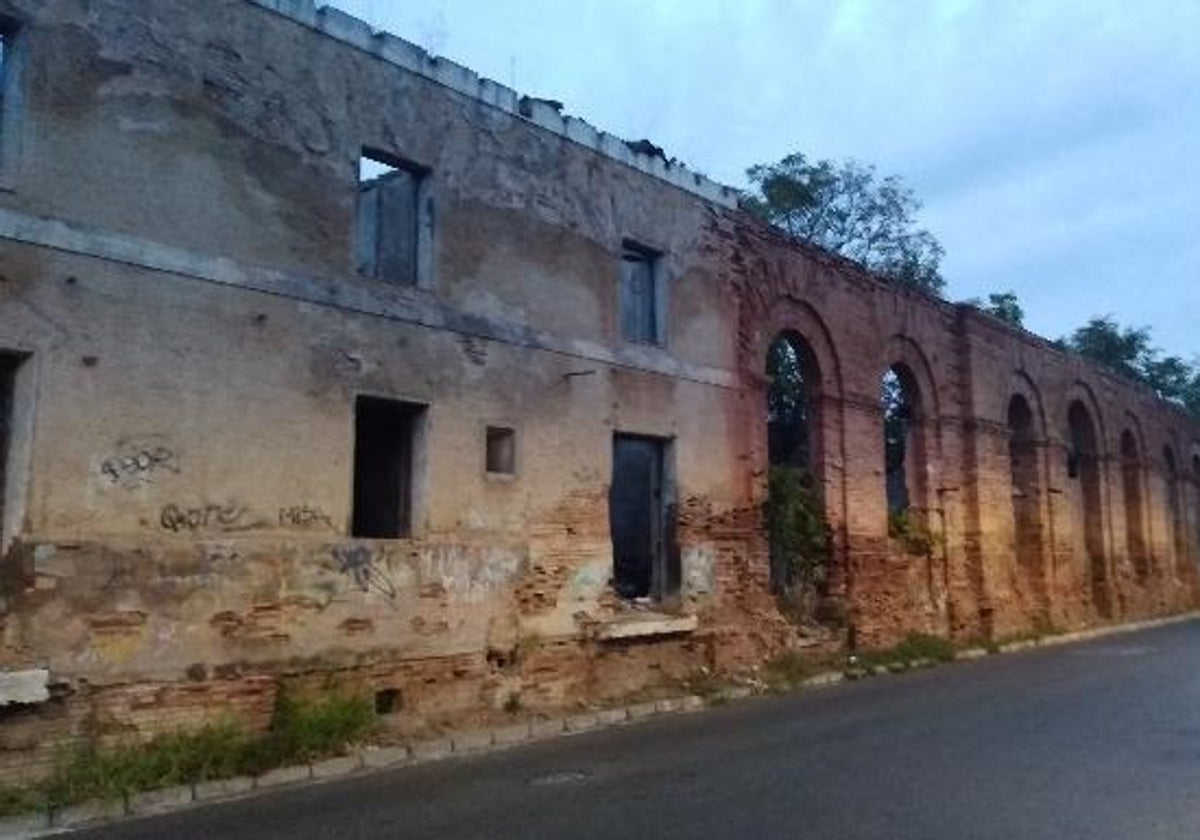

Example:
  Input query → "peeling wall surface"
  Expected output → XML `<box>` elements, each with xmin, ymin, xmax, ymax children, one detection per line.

<box><xmin>0</xmin><ymin>0</ymin><xmax>1197</xmax><ymax>781</ymax></box>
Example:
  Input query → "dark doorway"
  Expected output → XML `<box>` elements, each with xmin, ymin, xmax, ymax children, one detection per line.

<box><xmin>1067</xmin><ymin>401</ymin><xmax>1107</xmax><ymax>617</ymax></box>
<box><xmin>0</xmin><ymin>353</ymin><xmax>17</xmax><ymax>532</ymax></box>
<box><xmin>1119</xmin><ymin>430</ymin><xmax>1147</xmax><ymax>579</ymax></box>
<box><xmin>610</xmin><ymin>435</ymin><xmax>676</xmax><ymax>601</ymax></box>
<box><xmin>352</xmin><ymin>396</ymin><xmax>423</xmax><ymax>538</ymax></box>
<box><xmin>1008</xmin><ymin>395</ymin><xmax>1043</xmax><ymax>582</ymax></box>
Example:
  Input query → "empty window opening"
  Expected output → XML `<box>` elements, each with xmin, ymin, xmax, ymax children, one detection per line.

<box><xmin>882</xmin><ymin>365</ymin><xmax>926</xmax><ymax>516</ymax></box>
<box><xmin>1067</xmin><ymin>401</ymin><xmax>1108</xmax><ymax>617</ymax></box>
<box><xmin>1164</xmin><ymin>446</ymin><xmax>1184</xmax><ymax>570</ymax></box>
<box><xmin>0</xmin><ymin>353</ymin><xmax>18</xmax><ymax>537</ymax></box>
<box><xmin>619</xmin><ymin>241</ymin><xmax>661</xmax><ymax>345</ymax></box>
<box><xmin>357</xmin><ymin>150</ymin><xmax>426</xmax><ymax>286</ymax></box>
<box><xmin>1008</xmin><ymin>395</ymin><xmax>1044</xmax><ymax>584</ymax></box>
<box><xmin>610</xmin><ymin>435</ymin><xmax>678</xmax><ymax>602</ymax></box>
<box><xmin>352</xmin><ymin>396</ymin><xmax>423</xmax><ymax>538</ymax></box>
<box><xmin>766</xmin><ymin>332</ymin><xmax>826</xmax><ymax>596</ymax></box>
<box><xmin>1119</xmin><ymin>430</ymin><xmax>1148</xmax><ymax>579</ymax></box>
<box><xmin>374</xmin><ymin>688</ymin><xmax>402</xmax><ymax>715</ymax></box>
<box><xmin>485</xmin><ymin>426</ymin><xmax>516</xmax><ymax>476</ymax></box>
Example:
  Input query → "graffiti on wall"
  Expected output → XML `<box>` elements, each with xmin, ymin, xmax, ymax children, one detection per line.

<box><xmin>100</xmin><ymin>436</ymin><xmax>179</xmax><ymax>487</ymax></box>
<box><xmin>279</xmin><ymin>505</ymin><xmax>335</xmax><ymax>530</ymax></box>
<box><xmin>331</xmin><ymin>545</ymin><xmax>399</xmax><ymax>602</ymax></box>
<box><xmin>160</xmin><ymin>503</ymin><xmax>248</xmax><ymax>533</ymax></box>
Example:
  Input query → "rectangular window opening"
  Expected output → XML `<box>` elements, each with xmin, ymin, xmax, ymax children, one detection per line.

<box><xmin>619</xmin><ymin>241</ymin><xmax>661</xmax><ymax>345</ymax></box>
<box><xmin>485</xmin><ymin>426</ymin><xmax>516</xmax><ymax>476</ymax></box>
<box><xmin>610</xmin><ymin>434</ymin><xmax>679</xmax><ymax>603</ymax></box>
<box><xmin>0</xmin><ymin>352</ymin><xmax>20</xmax><ymax>538</ymax></box>
<box><xmin>352</xmin><ymin>396</ymin><xmax>423</xmax><ymax>538</ymax></box>
<box><xmin>0</xmin><ymin>20</ymin><xmax>19</xmax><ymax>148</ymax></box>
<box><xmin>357</xmin><ymin>150</ymin><xmax>426</xmax><ymax>286</ymax></box>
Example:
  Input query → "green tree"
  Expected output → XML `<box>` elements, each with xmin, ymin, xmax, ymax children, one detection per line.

<box><xmin>981</xmin><ymin>291</ymin><xmax>1025</xmax><ymax>327</ymax></box>
<box><xmin>1064</xmin><ymin>316</ymin><xmax>1151</xmax><ymax>381</ymax></box>
<box><xmin>744</xmin><ymin>152</ymin><xmax>945</xmax><ymax>294</ymax></box>
<box><xmin>1063</xmin><ymin>315</ymin><xmax>1200</xmax><ymax>421</ymax></box>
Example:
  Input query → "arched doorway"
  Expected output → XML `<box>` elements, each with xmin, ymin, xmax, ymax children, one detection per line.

<box><xmin>1120</xmin><ymin>429</ymin><xmax>1148</xmax><ymax>580</ymax></box>
<box><xmin>765</xmin><ymin>332</ymin><xmax>827</xmax><ymax>604</ymax></box>
<box><xmin>1164</xmin><ymin>446</ymin><xmax>1183</xmax><ymax>572</ymax></box>
<box><xmin>1067</xmin><ymin>401</ymin><xmax>1108</xmax><ymax>617</ymax></box>
<box><xmin>1008</xmin><ymin>395</ymin><xmax>1043</xmax><ymax>585</ymax></box>
<box><xmin>882</xmin><ymin>364</ymin><xmax>928</xmax><ymax>518</ymax></box>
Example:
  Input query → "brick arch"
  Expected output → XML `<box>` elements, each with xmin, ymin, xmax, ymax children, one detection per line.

<box><xmin>882</xmin><ymin>334</ymin><xmax>941</xmax><ymax>423</ymax></box>
<box><xmin>1064</xmin><ymin>385</ymin><xmax>1110</xmax><ymax>618</ymax></box>
<box><xmin>749</xmin><ymin>298</ymin><xmax>845</xmax><ymax>402</ymax></box>
<box><xmin>1064</xmin><ymin>380</ymin><xmax>1108</xmax><ymax>455</ymax></box>
<box><xmin>1009</xmin><ymin>370</ymin><xmax>1048</xmax><ymax>440</ymax></box>
<box><xmin>1006</xmin><ymin>370</ymin><xmax>1052</xmax><ymax>621</ymax></box>
<box><xmin>1118</xmin><ymin>412</ymin><xmax>1150</xmax><ymax>581</ymax></box>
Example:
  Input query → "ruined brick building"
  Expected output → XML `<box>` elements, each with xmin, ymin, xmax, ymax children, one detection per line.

<box><xmin>0</xmin><ymin>0</ymin><xmax>1197</xmax><ymax>780</ymax></box>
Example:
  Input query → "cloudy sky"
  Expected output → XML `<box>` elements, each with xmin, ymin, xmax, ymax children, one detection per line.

<box><xmin>337</xmin><ymin>0</ymin><xmax>1200</xmax><ymax>356</ymax></box>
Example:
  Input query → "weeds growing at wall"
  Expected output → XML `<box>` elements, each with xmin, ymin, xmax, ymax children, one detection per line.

<box><xmin>766</xmin><ymin>466</ymin><xmax>831</xmax><ymax>623</ymax></box>
<box><xmin>856</xmin><ymin>632</ymin><xmax>957</xmax><ymax>668</ymax></box>
<box><xmin>0</xmin><ymin>686</ymin><xmax>377</xmax><ymax>817</ymax></box>
<box><xmin>887</xmin><ymin>509</ymin><xmax>939</xmax><ymax>557</ymax></box>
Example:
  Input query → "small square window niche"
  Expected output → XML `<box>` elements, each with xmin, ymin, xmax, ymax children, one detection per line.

<box><xmin>485</xmin><ymin>426</ymin><xmax>516</xmax><ymax>476</ymax></box>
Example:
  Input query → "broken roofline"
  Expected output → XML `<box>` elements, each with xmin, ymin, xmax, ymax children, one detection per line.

<box><xmin>246</xmin><ymin>0</ymin><xmax>739</xmax><ymax>209</ymax></box>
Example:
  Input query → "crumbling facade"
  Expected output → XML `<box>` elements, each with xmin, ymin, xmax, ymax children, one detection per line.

<box><xmin>0</xmin><ymin>0</ymin><xmax>1196</xmax><ymax>781</ymax></box>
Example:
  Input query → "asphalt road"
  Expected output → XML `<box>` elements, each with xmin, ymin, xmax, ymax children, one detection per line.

<box><xmin>77</xmin><ymin>621</ymin><xmax>1200</xmax><ymax>840</ymax></box>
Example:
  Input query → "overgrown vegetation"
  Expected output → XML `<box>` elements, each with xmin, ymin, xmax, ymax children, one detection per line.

<box><xmin>766</xmin><ymin>465</ymin><xmax>831</xmax><ymax>622</ymax></box>
<box><xmin>887</xmin><ymin>509</ymin><xmax>938</xmax><ymax>557</ymax></box>
<box><xmin>763</xmin><ymin>650</ymin><xmax>835</xmax><ymax>691</ymax></box>
<box><xmin>0</xmin><ymin>686</ymin><xmax>376</xmax><ymax>817</ymax></box>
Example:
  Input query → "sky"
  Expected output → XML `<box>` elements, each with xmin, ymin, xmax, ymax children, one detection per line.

<box><xmin>336</xmin><ymin>0</ymin><xmax>1200</xmax><ymax>357</ymax></box>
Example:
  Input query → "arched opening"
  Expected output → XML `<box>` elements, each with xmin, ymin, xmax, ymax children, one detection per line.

<box><xmin>882</xmin><ymin>364</ymin><xmax>927</xmax><ymax>517</ymax></box>
<box><xmin>1164</xmin><ymin>446</ymin><xmax>1184</xmax><ymax>571</ymax></box>
<box><xmin>1067</xmin><ymin>401</ymin><xmax>1108</xmax><ymax>617</ymax></box>
<box><xmin>765</xmin><ymin>332</ymin><xmax>827</xmax><ymax>604</ymax></box>
<box><xmin>1120</xmin><ymin>430</ymin><xmax>1148</xmax><ymax>580</ymax></box>
<box><xmin>1007</xmin><ymin>395</ymin><xmax>1042</xmax><ymax>580</ymax></box>
<box><xmin>1193</xmin><ymin>453</ymin><xmax>1200</xmax><ymax>562</ymax></box>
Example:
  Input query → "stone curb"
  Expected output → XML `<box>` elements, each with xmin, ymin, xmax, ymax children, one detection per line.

<box><xmin>6</xmin><ymin>610</ymin><xmax>1198</xmax><ymax>838</ymax></box>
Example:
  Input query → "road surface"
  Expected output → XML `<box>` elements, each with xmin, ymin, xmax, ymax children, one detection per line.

<box><xmin>77</xmin><ymin>620</ymin><xmax>1200</xmax><ymax>840</ymax></box>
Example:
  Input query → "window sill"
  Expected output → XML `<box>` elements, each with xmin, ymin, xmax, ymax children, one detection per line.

<box><xmin>594</xmin><ymin>612</ymin><xmax>698</xmax><ymax>641</ymax></box>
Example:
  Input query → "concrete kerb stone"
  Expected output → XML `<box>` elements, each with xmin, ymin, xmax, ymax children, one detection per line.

<box><xmin>0</xmin><ymin>810</ymin><xmax>50</xmax><ymax>838</ymax></box>
<box><xmin>193</xmin><ymin>775</ymin><xmax>255</xmax><ymax>802</ymax></box>
<box><xmin>626</xmin><ymin>701</ymin><xmax>659</xmax><ymax>720</ymax></box>
<box><xmin>360</xmin><ymin>744</ymin><xmax>410</xmax><ymax>769</ymax></box>
<box><xmin>491</xmin><ymin>721</ymin><xmax>533</xmax><ymax>746</ymax></box>
<box><xmin>127</xmin><ymin>784</ymin><xmax>194</xmax><ymax>816</ymax></box>
<box><xmin>254</xmin><ymin>763</ymin><xmax>311</xmax><ymax>789</ymax></box>
<box><xmin>408</xmin><ymin>738</ymin><xmax>453</xmax><ymax>762</ymax></box>
<box><xmin>51</xmin><ymin>797</ymin><xmax>126</xmax><ymax>829</ymax></box>
<box><xmin>530</xmin><ymin>718</ymin><xmax>565</xmax><ymax>739</ymax></box>
<box><xmin>310</xmin><ymin>754</ymin><xmax>362</xmax><ymax>780</ymax></box>
<box><xmin>451</xmin><ymin>729</ymin><xmax>494</xmax><ymax>754</ymax></box>
<box><xmin>801</xmin><ymin>671</ymin><xmax>845</xmax><ymax>689</ymax></box>
<box><xmin>565</xmin><ymin>711</ymin><xmax>600</xmax><ymax>733</ymax></box>
<box><xmin>596</xmin><ymin>708</ymin><xmax>629</xmax><ymax>726</ymax></box>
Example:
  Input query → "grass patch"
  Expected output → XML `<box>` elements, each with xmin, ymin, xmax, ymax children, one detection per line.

<box><xmin>763</xmin><ymin>650</ymin><xmax>838</xmax><ymax>691</ymax></box>
<box><xmin>857</xmin><ymin>632</ymin><xmax>956</xmax><ymax>669</ymax></box>
<box><xmin>0</xmin><ymin>686</ymin><xmax>377</xmax><ymax>817</ymax></box>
